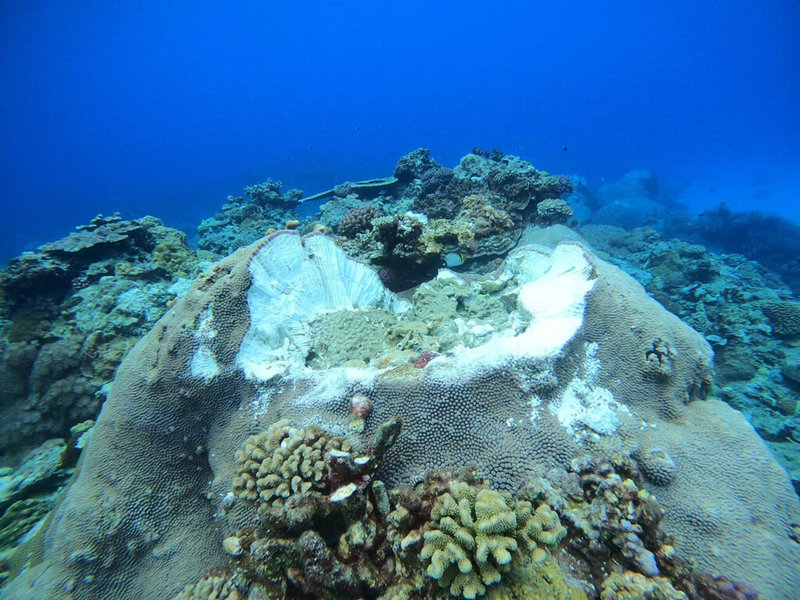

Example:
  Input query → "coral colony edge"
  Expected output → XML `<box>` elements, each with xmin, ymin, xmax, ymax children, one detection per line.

<box><xmin>0</xmin><ymin>149</ymin><xmax>798</xmax><ymax>600</ymax></box>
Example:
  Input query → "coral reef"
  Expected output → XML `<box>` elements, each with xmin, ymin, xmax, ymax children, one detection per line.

<box><xmin>0</xmin><ymin>215</ymin><xmax>197</xmax><ymax>464</ymax></box>
<box><xmin>558</xmin><ymin>456</ymin><xmax>673</xmax><ymax>580</ymax></box>
<box><xmin>329</xmin><ymin>148</ymin><xmax>574</xmax><ymax>290</ymax></box>
<box><xmin>419</xmin><ymin>480</ymin><xmax>566</xmax><ymax>598</ymax></box>
<box><xmin>245</xmin><ymin>179</ymin><xmax>303</xmax><ymax>208</ymax></box>
<box><xmin>537</xmin><ymin>198</ymin><xmax>575</xmax><ymax>226</ymax></box>
<box><xmin>0</xmin><ymin>427</ymin><xmax>87</xmax><ymax>585</ymax></box>
<box><xmin>578</xmin><ymin>223</ymin><xmax>800</xmax><ymax>493</ymax></box>
<box><xmin>761</xmin><ymin>300</ymin><xmax>800</xmax><ymax>337</ymax></box>
<box><xmin>4</xmin><ymin>230</ymin><xmax>796</xmax><ymax>600</ymax></box>
<box><xmin>219</xmin><ymin>419</ymin><xmax>403</xmax><ymax>599</ymax></box>
<box><xmin>171</xmin><ymin>570</ymin><xmax>243</xmax><ymax>600</ymax></box>
<box><xmin>197</xmin><ymin>179</ymin><xmax>303</xmax><ymax>257</ymax></box>
<box><xmin>394</xmin><ymin>147</ymin><xmax>442</xmax><ymax>183</ymax></box>
<box><xmin>600</xmin><ymin>571</ymin><xmax>687</xmax><ymax>600</ymax></box>
<box><xmin>3</xmin><ymin>149</ymin><xmax>800</xmax><ymax>600</ymax></box>
<box><xmin>232</xmin><ymin>420</ymin><xmax>353</xmax><ymax>527</ymax></box>
<box><xmin>693</xmin><ymin>204</ymin><xmax>800</xmax><ymax>295</ymax></box>
<box><xmin>337</xmin><ymin>205</ymin><xmax>385</xmax><ymax>238</ymax></box>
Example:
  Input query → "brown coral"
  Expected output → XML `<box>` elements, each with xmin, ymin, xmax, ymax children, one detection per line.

<box><xmin>171</xmin><ymin>570</ymin><xmax>243</xmax><ymax>600</ymax></box>
<box><xmin>232</xmin><ymin>420</ymin><xmax>351</xmax><ymax>518</ymax></box>
<box><xmin>337</xmin><ymin>205</ymin><xmax>384</xmax><ymax>238</ymax></box>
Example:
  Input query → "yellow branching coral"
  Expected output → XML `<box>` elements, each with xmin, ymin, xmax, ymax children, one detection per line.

<box><xmin>232</xmin><ymin>420</ymin><xmax>351</xmax><ymax>511</ymax></box>
<box><xmin>171</xmin><ymin>572</ymin><xmax>242</xmax><ymax>600</ymax></box>
<box><xmin>420</xmin><ymin>481</ymin><xmax>566</xmax><ymax>599</ymax></box>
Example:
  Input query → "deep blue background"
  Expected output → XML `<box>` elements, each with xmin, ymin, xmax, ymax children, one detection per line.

<box><xmin>1</xmin><ymin>1</ymin><xmax>798</xmax><ymax>263</ymax></box>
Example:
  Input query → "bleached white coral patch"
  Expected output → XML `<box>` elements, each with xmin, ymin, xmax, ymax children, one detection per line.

<box><xmin>551</xmin><ymin>378</ymin><xmax>626</xmax><ymax>440</ymax></box>
<box><xmin>292</xmin><ymin>367</ymin><xmax>379</xmax><ymax>409</ymax></box>
<box><xmin>425</xmin><ymin>243</ymin><xmax>596</xmax><ymax>379</ymax></box>
<box><xmin>191</xmin><ymin>306</ymin><xmax>221</xmax><ymax>380</ymax></box>
<box><xmin>191</xmin><ymin>346</ymin><xmax>220</xmax><ymax>380</ymax></box>
<box><xmin>195</xmin><ymin>306</ymin><xmax>218</xmax><ymax>341</ymax></box>
<box><xmin>237</xmin><ymin>233</ymin><xmax>410</xmax><ymax>381</ymax></box>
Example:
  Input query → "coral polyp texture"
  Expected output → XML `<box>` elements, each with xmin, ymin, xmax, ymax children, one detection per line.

<box><xmin>171</xmin><ymin>571</ymin><xmax>242</xmax><ymax>600</ymax></box>
<box><xmin>2</xmin><ymin>228</ymin><xmax>799</xmax><ymax>600</ymax></box>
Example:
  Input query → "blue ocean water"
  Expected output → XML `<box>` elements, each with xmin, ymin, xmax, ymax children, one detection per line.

<box><xmin>1</xmin><ymin>1</ymin><xmax>798</xmax><ymax>264</ymax></box>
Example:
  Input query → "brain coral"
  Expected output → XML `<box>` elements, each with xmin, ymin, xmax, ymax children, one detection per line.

<box><xmin>761</xmin><ymin>300</ymin><xmax>800</xmax><ymax>337</ymax></box>
<box><xmin>3</xmin><ymin>229</ymin><xmax>799</xmax><ymax>600</ymax></box>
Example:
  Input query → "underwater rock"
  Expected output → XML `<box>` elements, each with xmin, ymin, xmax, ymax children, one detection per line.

<box><xmin>693</xmin><ymin>204</ymin><xmax>800</xmax><ymax>295</ymax></box>
<box><xmin>0</xmin><ymin>433</ymin><xmax>85</xmax><ymax>571</ymax></box>
<box><xmin>587</xmin><ymin>170</ymin><xmax>669</xmax><ymax>231</ymax></box>
<box><xmin>3</xmin><ymin>229</ymin><xmax>798</xmax><ymax>600</ymax></box>
<box><xmin>331</xmin><ymin>149</ymin><xmax>575</xmax><ymax>289</ymax></box>
<box><xmin>0</xmin><ymin>214</ymin><xmax>187</xmax><ymax>309</ymax></box>
<box><xmin>0</xmin><ymin>439</ymin><xmax>69</xmax><ymax>513</ymax></box>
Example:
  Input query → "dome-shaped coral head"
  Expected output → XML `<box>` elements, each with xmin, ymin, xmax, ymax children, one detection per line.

<box><xmin>349</xmin><ymin>393</ymin><xmax>373</xmax><ymax>419</ymax></box>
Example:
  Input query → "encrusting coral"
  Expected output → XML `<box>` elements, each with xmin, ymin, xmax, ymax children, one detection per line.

<box><xmin>171</xmin><ymin>570</ymin><xmax>243</xmax><ymax>600</ymax></box>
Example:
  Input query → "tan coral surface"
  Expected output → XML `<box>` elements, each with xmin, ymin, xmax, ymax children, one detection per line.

<box><xmin>3</xmin><ymin>231</ymin><xmax>798</xmax><ymax>600</ymax></box>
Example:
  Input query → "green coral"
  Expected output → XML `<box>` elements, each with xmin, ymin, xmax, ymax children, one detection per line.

<box><xmin>232</xmin><ymin>420</ymin><xmax>351</xmax><ymax>513</ymax></box>
<box><xmin>419</xmin><ymin>481</ymin><xmax>566</xmax><ymax>599</ymax></box>
<box><xmin>493</xmin><ymin>553</ymin><xmax>587</xmax><ymax>600</ymax></box>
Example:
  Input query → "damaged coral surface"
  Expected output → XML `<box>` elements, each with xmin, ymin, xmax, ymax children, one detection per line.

<box><xmin>1</xmin><ymin>150</ymin><xmax>799</xmax><ymax>600</ymax></box>
<box><xmin>1</xmin><ymin>226</ymin><xmax>798</xmax><ymax>600</ymax></box>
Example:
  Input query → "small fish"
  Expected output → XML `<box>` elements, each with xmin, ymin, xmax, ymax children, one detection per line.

<box><xmin>443</xmin><ymin>252</ymin><xmax>467</xmax><ymax>268</ymax></box>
